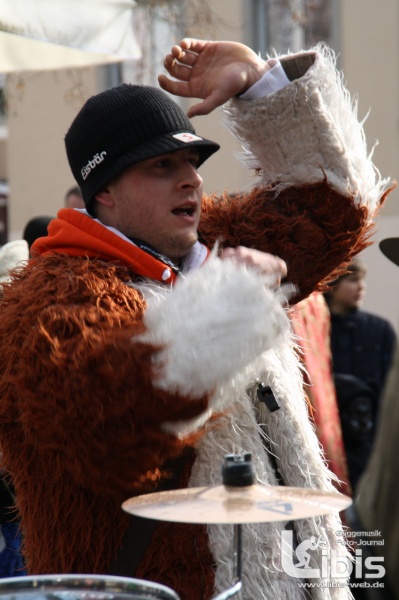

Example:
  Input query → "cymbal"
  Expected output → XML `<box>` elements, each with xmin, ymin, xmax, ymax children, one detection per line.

<box><xmin>122</xmin><ymin>483</ymin><xmax>351</xmax><ymax>524</ymax></box>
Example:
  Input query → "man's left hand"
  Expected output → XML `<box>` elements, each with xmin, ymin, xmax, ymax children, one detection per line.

<box><xmin>220</xmin><ymin>246</ymin><xmax>287</xmax><ymax>285</ymax></box>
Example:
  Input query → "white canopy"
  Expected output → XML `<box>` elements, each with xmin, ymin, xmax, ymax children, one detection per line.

<box><xmin>0</xmin><ymin>0</ymin><xmax>141</xmax><ymax>72</ymax></box>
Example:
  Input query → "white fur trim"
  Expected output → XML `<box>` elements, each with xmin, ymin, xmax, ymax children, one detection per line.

<box><xmin>189</xmin><ymin>340</ymin><xmax>353</xmax><ymax>599</ymax></box>
<box><xmin>135</xmin><ymin>254</ymin><xmax>292</xmax><ymax>433</ymax></box>
<box><xmin>131</xmin><ymin>264</ymin><xmax>352</xmax><ymax>598</ymax></box>
<box><xmin>0</xmin><ymin>240</ymin><xmax>29</xmax><ymax>282</ymax></box>
<box><xmin>224</xmin><ymin>44</ymin><xmax>390</xmax><ymax>216</ymax></box>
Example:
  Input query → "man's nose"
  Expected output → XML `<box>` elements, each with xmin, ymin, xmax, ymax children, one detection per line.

<box><xmin>178</xmin><ymin>163</ymin><xmax>203</xmax><ymax>189</ymax></box>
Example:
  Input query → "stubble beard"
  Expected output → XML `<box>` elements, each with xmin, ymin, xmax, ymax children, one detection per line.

<box><xmin>163</xmin><ymin>230</ymin><xmax>199</xmax><ymax>264</ymax></box>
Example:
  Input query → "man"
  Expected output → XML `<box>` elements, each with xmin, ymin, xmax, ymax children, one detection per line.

<box><xmin>0</xmin><ymin>38</ymin><xmax>392</xmax><ymax>599</ymax></box>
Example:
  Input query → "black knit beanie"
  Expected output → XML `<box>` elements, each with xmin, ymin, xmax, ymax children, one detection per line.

<box><xmin>65</xmin><ymin>84</ymin><xmax>220</xmax><ymax>215</ymax></box>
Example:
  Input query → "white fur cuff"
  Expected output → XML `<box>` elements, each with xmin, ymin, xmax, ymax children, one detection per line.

<box><xmin>224</xmin><ymin>44</ymin><xmax>391</xmax><ymax>214</ymax></box>
<box><xmin>136</xmin><ymin>255</ymin><xmax>291</xmax><ymax>400</ymax></box>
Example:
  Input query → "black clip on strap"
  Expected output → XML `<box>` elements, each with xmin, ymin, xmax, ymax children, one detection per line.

<box><xmin>257</xmin><ymin>384</ymin><xmax>280</xmax><ymax>412</ymax></box>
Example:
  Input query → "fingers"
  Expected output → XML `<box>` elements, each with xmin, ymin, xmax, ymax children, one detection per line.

<box><xmin>187</xmin><ymin>96</ymin><xmax>221</xmax><ymax>118</ymax></box>
<box><xmin>157</xmin><ymin>82</ymin><xmax>220</xmax><ymax>117</ymax></box>
<box><xmin>170</xmin><ymin>44</ymin><xmax>198</xmax><ymax>68</ymax></box>
<box><xmin>186</xmin><ymin>101</ymin><xmax>207</xmax><ymax>118</ymax></box>
<box><xmin>163</xmin><ymin>41</ymin><xmax>201</xmax><ymax>80</ymax></box>
<box><xmin>220</xmin><ymin>247</ymin><xmax>288</xmax><ymax>280</ymax></box>
<box><xmin>159</xmin><ymin>43</ymin><xmax>199</xmax><ymax>100</ymax></box>
<box><xmin>163</xmin><ymin>52</ymin><xmax>195</xmax><ymax>81</ymax></box>
<box><xmin>178</xmin><ymin>38</ymin><xmax>209</xmax><ymax>54</ymax></box>
<box><xmin>158</xmin><ymin>75</ymin><xmax>191</xmax><ymax>98</ymax></box>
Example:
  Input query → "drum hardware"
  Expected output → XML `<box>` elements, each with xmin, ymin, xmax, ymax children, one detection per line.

<box><xmin>123</xmin><ymin>453</ymin><xmax>352</xmax><ymax>599</ymax></box>
<box><xmin>0</xmin><ymin>456</ymin><xmax>352</xmax><ymax>600</ymax></box>
<box><xmin>0</xmin><ymin>574</ymin><xmax>179</xmax><ymax>600</ymax></box>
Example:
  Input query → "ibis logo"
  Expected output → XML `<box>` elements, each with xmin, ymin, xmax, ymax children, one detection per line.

<box><xmin>281</xmin><ymin>530</ymin><xmax>385</xmax><ymax>580</ymax></box>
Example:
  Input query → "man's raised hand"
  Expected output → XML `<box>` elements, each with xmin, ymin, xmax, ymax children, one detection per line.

<box><xmin>158</xmin><ymin>38</ymin><xmax>270</xmax><ymax>118</ymax></box>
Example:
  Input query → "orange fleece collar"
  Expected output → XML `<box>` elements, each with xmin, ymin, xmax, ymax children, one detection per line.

<box><xmin>31</xmin><ymin>209</ymin><xmax>207</xmax><ymax>285</ymax></box>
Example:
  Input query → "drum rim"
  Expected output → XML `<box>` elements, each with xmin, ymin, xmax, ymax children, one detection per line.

<box><xmin>0</xmin><ymin>574</ymin><xmax>179</xmax><ymax>600</ymax></box>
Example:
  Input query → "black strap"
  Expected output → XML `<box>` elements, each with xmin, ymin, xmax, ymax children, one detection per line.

<box><xmin>107</xmin><ymin>515</ymin><xmax>158</xmax><ymax>577</ymax></box>
<box><xmin>107</xmin><ymin>452</ymin><xmax>192</xmax><ymax>576</ymax></box>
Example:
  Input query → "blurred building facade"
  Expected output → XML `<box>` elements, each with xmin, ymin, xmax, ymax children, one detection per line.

<box><xmin>1</xmin><ymin>0</ymin><xmax>398</xmax><ymax>328</ymax></box>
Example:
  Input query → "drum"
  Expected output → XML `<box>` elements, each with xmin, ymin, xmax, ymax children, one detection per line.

<box><xmin>0</xmin><ymin>575</ymin><xmax>180</xmax><ymax>600</ymax></box>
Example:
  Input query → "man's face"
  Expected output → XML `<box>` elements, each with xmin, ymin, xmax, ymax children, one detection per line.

<box><xmin>100</xmin><ymin>148</ymin><xmax>203</xmax><ymax>263</ymax></box>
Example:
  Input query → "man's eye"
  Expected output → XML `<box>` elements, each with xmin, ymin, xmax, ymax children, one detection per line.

<box><xmin>156</xmin><ymin>159</ymin><xmax>169</xmax><ymax>167</ymax></box>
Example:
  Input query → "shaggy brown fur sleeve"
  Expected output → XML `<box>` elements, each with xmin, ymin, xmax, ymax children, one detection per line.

<box><xmin>199</xmin><ymin>182</ymin><xmax>387</xmax><ymax>303</ymax></box>
<box><xmin>0</xmin><ymin>255</ymin><xmax>209</xmax><ymax>498</ymax></box>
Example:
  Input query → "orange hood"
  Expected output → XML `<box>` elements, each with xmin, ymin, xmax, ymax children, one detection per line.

<box><xmin>31</xmin><ymin>208</ymin><xmax>179</xmax><ymax>284</ymax></box>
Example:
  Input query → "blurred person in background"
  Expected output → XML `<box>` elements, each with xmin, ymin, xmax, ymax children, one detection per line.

<box><xmin>0</xmin><ymin>239</ymin><xmax>28</xmax><ymax>577</ymax></box>
<box><xmin>64</xmin><ymin>185</ymin><xmax>84</xmax><ymax>209</ymax></box>
<box><xmin>22</xmin><ymin>216</ymin><xmax>53</xmax><ymax>253</ymax></box>
<box><xmin>345</xmin><ymin>237</ymin><xmax>399</xmax><ymax>600</ymax></box>
<box><xmin>334</xmin><ymin>373</ymin><xmax>377</xmax><ymax>492</ymax></box>
<box><xmin>324</xmin><ymin>257</ymin><xmax>396</xmax><ymax>416</ymax></box>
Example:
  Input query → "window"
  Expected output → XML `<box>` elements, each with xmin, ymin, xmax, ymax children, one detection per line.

<box><xmin>250</xmin><ymin>0</ymin><xmax>335</xmax><ymax>56</ymax></box>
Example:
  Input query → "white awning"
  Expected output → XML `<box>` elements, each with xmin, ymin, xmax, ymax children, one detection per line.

<box><xmin>0</xmin><ymin>0</ymin><xmax>141</xmax><ymax>72</ymax></box>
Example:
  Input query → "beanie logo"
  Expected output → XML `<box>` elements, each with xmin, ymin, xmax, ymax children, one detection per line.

<box><xmin>81</xmin><ymin>151</ymin><xmax>107</xmax><ymax>180</ymax></box>
<box><xmin>172</xmin><ymin>132</ymin><xmax>203</xmax><ymax>143</ymax></box>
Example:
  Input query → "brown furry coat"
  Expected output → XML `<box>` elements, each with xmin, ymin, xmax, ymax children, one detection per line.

<box><xmin>0</xmin><ymin>181</ymin><xmax>374</xmax><ymax>597</ymax></box>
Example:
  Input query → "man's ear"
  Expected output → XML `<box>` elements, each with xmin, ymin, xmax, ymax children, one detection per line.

<box><xmin>95</xmin><ymin>188</ymin><xmax>114</xmax><ymax>208</ymax></box>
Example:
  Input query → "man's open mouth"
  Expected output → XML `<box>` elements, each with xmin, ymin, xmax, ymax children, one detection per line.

<box><xmin>172</xmin><ymin>205</ymin><xmax>196</xmax><ymax>216</ymax></box>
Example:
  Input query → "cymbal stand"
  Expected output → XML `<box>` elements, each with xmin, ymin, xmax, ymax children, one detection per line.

<box><xmin>211</xmin><ymin>453</ymin><xmax>255</xmax><ymax>599</ymax></box>
<box><xmin>211</xmin><ymin>523</ymin><xmax>242</xmax><ymax>599</ymax></box>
